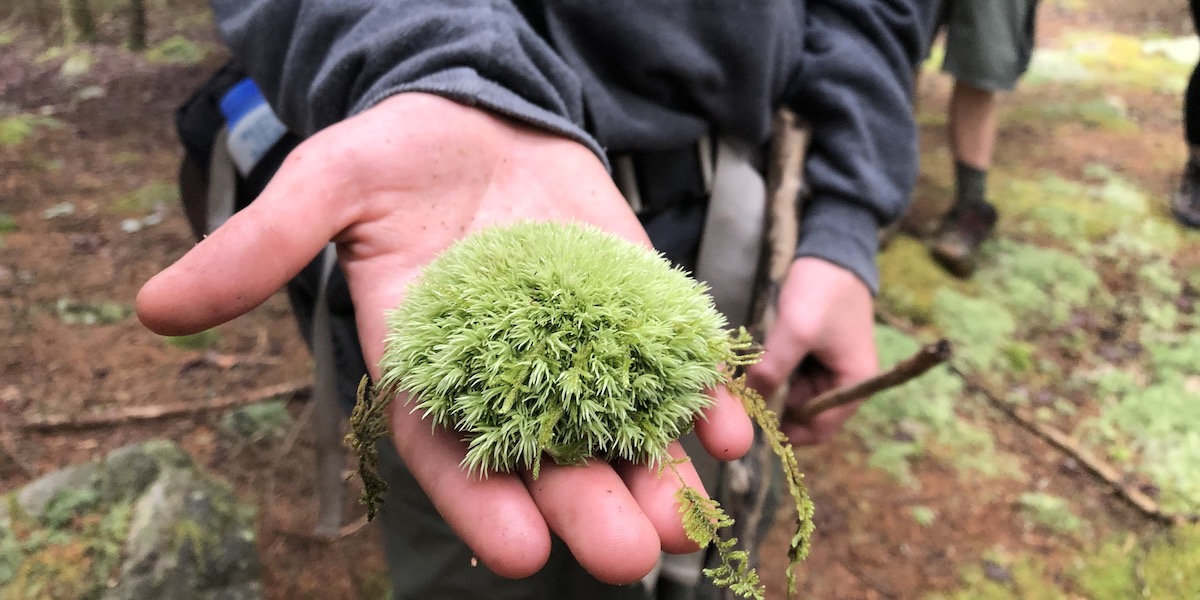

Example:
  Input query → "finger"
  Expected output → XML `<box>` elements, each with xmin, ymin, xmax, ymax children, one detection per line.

<box><xmin>389</xmin><ymin>399</ymin><xmax>553</xmax><ymax>579</ymax></box>
<box><xmin>745</xmin><ymin>318</ymin><xmax>811</xmax><ymax>402</ymax></box>
<box><xmin>137</xmin><ymin>141</ymin><xmax>357</xmax><ymax>335</ymax></box>
<box><xmin>524</xmin><ymin>460</ymin><xmax>661</xmax><ymax>584</ymax></box>
<box><xmin>618</xmin><ymin>441</ymin><xmax>707</xmax><ymax>554</ymax></box>
<box><xmin>693</xmin><ymin>386</ymin><xmax>754</xmax><ymax>461</ymax></box>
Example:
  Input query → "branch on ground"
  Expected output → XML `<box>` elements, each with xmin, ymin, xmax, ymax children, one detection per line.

<box><xmin>20</xmin><ymin>380</ymin><xmax>312</xmax><ymax>432</ymax></box>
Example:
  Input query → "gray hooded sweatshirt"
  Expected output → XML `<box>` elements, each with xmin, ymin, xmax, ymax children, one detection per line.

<box><xmin>209</xmin><ymin>0</ymin><xmax>922</xmax><ymax>292</ymax></box>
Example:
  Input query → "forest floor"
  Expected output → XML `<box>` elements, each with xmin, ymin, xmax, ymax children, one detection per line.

<box><xmin>2</xmin><ymin>1</ymin><xmax>1198</xmax><ymax>598</ymax></box>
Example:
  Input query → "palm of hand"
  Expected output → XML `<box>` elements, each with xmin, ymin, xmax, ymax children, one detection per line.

<box><xmin>137</xmin><ymin>93</ymin><xmax>753</xmax><ymax>583</ymax></box>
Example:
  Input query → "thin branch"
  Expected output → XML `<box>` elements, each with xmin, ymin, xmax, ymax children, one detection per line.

<box><xmin>274</xmin><ymin>514</ymin><xmax>369</xmax><ymax>543</ymax></box>
<box><xmin>787</xmin><ymin>339</ymin><xmax>952</xmax><ymax>423</ymax></box>
<box><xmin>838</xmin><ymin>548</ymin><xmax>898</xmax><ymax>600</ymax></box>
<box><xmin>21</xmin><ymin>380</ymin><xmax>312</xmax><ymax>432</ymax></box>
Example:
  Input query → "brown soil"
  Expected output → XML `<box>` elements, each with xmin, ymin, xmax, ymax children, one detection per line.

<box><xmin>0</xmin><ymin>1</ymin><xmax>1189</xmax><ymax>599</ymax></box>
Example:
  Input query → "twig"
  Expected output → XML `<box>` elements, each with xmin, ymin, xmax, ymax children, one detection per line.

<box><xmin>274</xmin><ymin>514</ymin><xmax>369</xmax><ymax>543</ymax></box>
<box><xmin>787</xmin><ymin>339</ymin><xmax>952</xmax><ymax>423</ymax></box>
<box><xmin>838</xmin><ymin>549</ymin><xmax>898</xmax><ymax>600</ymax></box>
<box><xmin>275</xmin><ymin>391</ymin><xmax>317</xmax><ymax>460</ymax></box>
<box><xmin>956</xmin><ymin>370</ymin><xmax>1194</xmax><ymax>526</ymax></box>
<box><xmin>21</xmin><ymin>380</ymin><xmax>312</xmax><ymax>432</ymax></box>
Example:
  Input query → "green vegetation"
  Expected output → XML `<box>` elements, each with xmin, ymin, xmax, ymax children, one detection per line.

<box><xmin>378</xmin><ymin>221</ymin><xmax>743</xmax><ymax>475</ymax></box>
<box><xmin>52</xmin><ymin>298</ymin><xmax>133</xmax><ymax>326</ymax></box>
<box><xmin>144</xmin><ymin>35</ymin><xmax>208</xmax><ymax>65</ymax></box>
<box><xmin>978</xmin><ymin>241</ymin><xmax>1101</xmax><ymax>327</ymax></box>
<box><xmin>1018</xmin><ymin>492</ymin><xmax>1087</xmax><ymax>536</ymax></box>
<box><xmin>1005</xmin><ymin>96</ymin><xmax>1137</xmax><ymax>135</ymax></box>
<box><xmin>364</xmin><ymin>222</ymin><xmax>814</xmax><ymax>598</ymax></box>
<box><xmin>0</xmin><ymin>483</ymin><xmax>132</xmax><ymax>599</ymax></box>
<box><xmin>0</xmin><ymin>114</ymin><xmax>63</xmax><ymax>148</ymax></box>
<box><xmin>163</xmin><ymin>329</ymin><xmax>221</xmax><ymax>350</ymax></box>
<box><xmin>933</xmin><ymin>289</ymin><xmax>1015</xmax><ymax>374</ymax></box>
<box><xmin>220</xmin><ymin>401</ymin><xmax>292</xmax><ymax>442</ymax></box>
<box><xmin>939</xmin><ymin>527</ymin><xmax>1200</xmax><ymax>599</ymax></box>
<box><xmin>846</xmin><ymin>326</ymin><xmax>1020</xmax><ymax>486</ymax></box>
<box><xmin>58</xmin><ymin>49</ymin><xmax>93</xmax><ymax>81</ymax></box>
<box><xmin>911</xmin><ymin>506</ymin><xmax>937</xmax><ymax>527</ymax></box>
<box><xmin>0</xmin><ymin>212</ymin><xmax>16</xmax><ymax>235</ymax></box>
<box><xmin>110</xmin><ymin>181</ymin><xmax>178</xmax><ymax>214</ymax></box>
<box><xmin>877</xmin><ymin>236</ymin><xmax>976</xmax><ymax>324</ymax></box>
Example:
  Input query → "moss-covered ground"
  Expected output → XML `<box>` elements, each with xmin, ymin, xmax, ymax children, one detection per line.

<box><xmin>849</xmin><ymin>1</ymin><xmax>1200</xmax><ymax>596</ymax></box>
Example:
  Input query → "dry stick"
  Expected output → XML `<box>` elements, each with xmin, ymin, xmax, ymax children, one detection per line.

<box><xmin>785</xmin><ymin>339</ymin><xmax>952</xmax><ymax>424</ymax></box>
<box><xmin>955</xmin><ymin>370</ymin><xmax>1194</xmax><ymax>526</ymax></box>
<box><xmin>274</xmin><ymin>514</ymin><xmax>370</xmax><ymax>544</ymax></box>
<box><xmin>21</xmin><ymin>379</ymin><xmax>313</xmax><ymax>432</ymax></box>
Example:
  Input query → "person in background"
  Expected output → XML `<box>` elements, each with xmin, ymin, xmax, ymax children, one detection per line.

<box><xmin>924</xmin><ymin>0</ymin><xmax>1040</xmax><ymax>277</ymax></box>
<box><xmin>1172</xmin><ymin>0</ymin><xmax>1200</xmax><ymax>229</ymax></box>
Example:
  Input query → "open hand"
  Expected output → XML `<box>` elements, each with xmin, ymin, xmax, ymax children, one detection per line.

<box><xmin>746</xmin><ymin>257</ymin><xmax>878</xmax><ymax>446</ymax></box>
<box><xmin>137</xmin><ymin>93</ymin><xmax>754</xmax><ymax>584</ymax></box>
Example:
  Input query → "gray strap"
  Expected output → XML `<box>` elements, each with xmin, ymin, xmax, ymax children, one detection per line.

<box><xmin>205</xmin><ymin>126</ymin><xmax>237</xmax><ymax>234</ymax></box>
<box><xmin>311</xmin><ymin>244</ymin><xmax>345</xmax><ymax>537</ymax></box>
<box><xmin>693</xmin><ymin>139</ymin><xmax>767</xmax><ymax>329</ymax></box>
<box><xmin>613</xmin><ymin>155</ymin><xmax>645</xmax><ymax>214</ymax></box>
<box><xmin>207</xmin><ymin>128</ymin><xmax>345</xmax><ymax>536</ymax></box>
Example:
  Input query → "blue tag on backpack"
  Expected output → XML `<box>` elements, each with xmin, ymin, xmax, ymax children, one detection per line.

<box><xmin>219</xmin><ymin>78</ymin><xmax>288</xmax><ymax>176</ymax></box>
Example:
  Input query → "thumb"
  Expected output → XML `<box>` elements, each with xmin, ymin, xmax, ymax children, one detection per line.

<box><xmin>137</xmin><ymin>140</ymin><xmax>355</xmax><ymax>336</ymax></box>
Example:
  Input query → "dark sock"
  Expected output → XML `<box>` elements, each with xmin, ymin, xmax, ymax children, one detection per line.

<box><xmin>953</xmin><ymin>160</ymin><xmax>988</xmax><ymax>210</ymax></box>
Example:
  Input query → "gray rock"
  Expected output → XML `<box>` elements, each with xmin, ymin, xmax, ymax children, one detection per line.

<box><xmin>0</xmin><ymin>440</ymin><xmax>262</xmax><ymax>600</ymax></box>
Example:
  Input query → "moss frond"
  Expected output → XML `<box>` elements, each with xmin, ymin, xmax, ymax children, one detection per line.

<box><xmin>676</xmin><ymin>484</ymin><xmax>764</xmax><ymax>599</ymax></box>
<box><xmin>344</xmin><ymin>376</ymin><xmax>391</xmax><ymax>521</ymax></box>
<box><xmin>726</xmin><ymin>372</ymin><xmax>815</xmax><ymax>596</ymax></box>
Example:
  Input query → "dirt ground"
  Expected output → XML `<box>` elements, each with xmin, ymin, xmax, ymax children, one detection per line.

<box><xmin>0</xmin><ymin>2</ymin><xmax>1194</xmax><ymax>599</ymax></box>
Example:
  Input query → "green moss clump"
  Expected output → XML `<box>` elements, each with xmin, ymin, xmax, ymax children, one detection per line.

<box><xmin>379</xmin><ymin>221</ymin><xmax>737</xmax><ymax>475</ymax></box>
<box><xmin>1076</xmin><ymin>527</ymin><xmax>1200</xmax><ymax>599</ymax></box>
<box><xmin>848</xmin><ymin>327</ymin><xmax>1019</xmax><ymax>486</ymax></box>
<box><xmin>878</xmin><ymin>236</ymin><xmax>976</xmax><ymax>324</ymax></box>
<box><xmin>1142</xmin><ymin>525</ymin><xmax>1200</xmax><ymax>598</ymax></box>
<box><xmin>1073</xmin><ymin>538</ymin><xmax>1139</xmax><ymax>599</ymax></box>
<box><xmin>1018</xmin><ymin>492</ymin><xmax>1087</xmax><ymax>536</ymax></box>
<box><xmin>163</xmin><ymin>329</ymin><xmax>221</xmax><ymax>350</ymax></box>
<box><xmin>933</xmin><ymin>289</ymin><xmax>1016</xmax><ymax>374</ymax></box>
<box><xmin>979</xmin><ymin>241</ymin><xmax>1101</xmax><ymax>327</ymax></box>
<box><xmin>220</xmin><ymin>401</ymin><xmax>292</xmax><ymax>442</ymax></box>
<box><xmin>0</xmin><ymin>114</ymin><xmax>62</xmax><ymax>148</ymax></box>
<box><xmin>1004</xmin><ymin>96</ymin><xmax>1137</xmax><ymax>135</ymax></box>
<box><xmin>1084</xmin><ymin>375</ymin><xmax>1200</xmax><ymax>514</ymax></box>
<box><xmin>0</xmin><ymin>486</ymin><xmax>133</xmax><ymax>599</ymax></box>
<box><xmin>144</xmin><ymin>35</ymin><xmax>208</xmax><ymax>65</ymax></box>
<box><xmin>110</xmin><ymin>181</ymin><xmax>178</xmax><ymax>214</ymax></box>
<box><xmin>933</xmin><ymin>553</ymin><xmax>1067</xmax><ymax>600</ymax></box>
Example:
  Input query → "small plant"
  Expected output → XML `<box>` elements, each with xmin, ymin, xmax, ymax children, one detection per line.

<box><xmin>53</xmin><ymin>298</ymin><xmax>132</xmax><ymax>326</ymax></box>
<box><xmin>349</xmin><ymin>221</ymin><xmax>814</xmax><ymax>598</ymax></box>
<box><xmin>1018</xmin><ymin>492</ymin><xmax>1086</xmax><ymax>536</ymax></box>
<box><xmin>163</xmin><ymin>329</ymin><xmax>221</xmax><ymax>350</ymax></box>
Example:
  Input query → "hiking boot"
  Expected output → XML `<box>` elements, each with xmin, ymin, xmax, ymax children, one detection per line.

<box><xmin>928</xmin><ymin>199</ymin><xmax>998</xmax><ymax>278</ymax></box>
<box><xmin>1172</xmin><ymin>159</ymin><xmax>1200</xmax><ymax>229</ymax></box>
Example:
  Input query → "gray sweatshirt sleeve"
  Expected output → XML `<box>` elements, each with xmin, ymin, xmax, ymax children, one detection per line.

<box><xmin>208</xmin><ymin>0</ymin><xmax>605</xmax><ymax>161</ymax></box>
<box><xmin>787</xmin><ymin>0</ymin><xmax>922</xmax><ymax>293</ymax></box>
